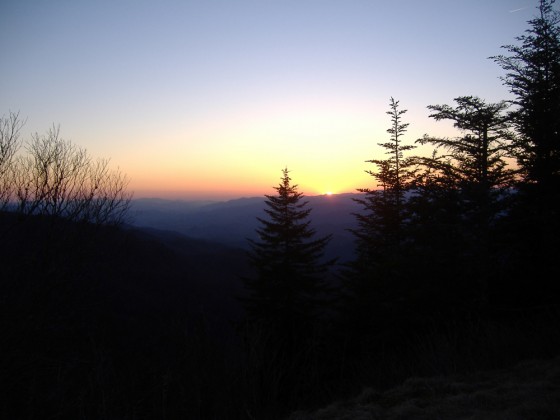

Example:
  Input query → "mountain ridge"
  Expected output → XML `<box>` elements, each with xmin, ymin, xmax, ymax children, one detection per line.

<box><xmin>130</xmin><ymin>192</ymin><xmax>363</xmax><ymax>262</ymax></box>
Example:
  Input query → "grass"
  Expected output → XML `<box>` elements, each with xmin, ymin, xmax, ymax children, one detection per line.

<box><xmin>288</xmin><ymin>355</ymin><xmax>560</xmax><ymax>419</ymax></box>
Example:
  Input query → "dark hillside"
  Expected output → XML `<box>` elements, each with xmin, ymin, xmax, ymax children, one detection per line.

<box><xmin>0</xmin><ymin>212</ymin><xmax>250</xmax><ymax>419</ymax></box>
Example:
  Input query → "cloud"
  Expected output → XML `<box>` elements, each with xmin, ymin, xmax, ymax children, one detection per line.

<box><xmin>509</xmin><ymin>7</ymin><xmax>528</xmax><ymax>13</ymax></box>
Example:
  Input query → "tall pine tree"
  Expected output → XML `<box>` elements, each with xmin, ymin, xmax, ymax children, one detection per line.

<box><xmin>242</xmin><ymin>167</ymin><xmax>333</xmax><ymax>335</ymax></box>
<box><xmin>240</xmin><ymin>168</ymin><xmax>334</xmax><ymax>417</ymax></box>
<box><xmin>492</xmin><ymin>0</ymin><xmax>560</xmax><ymax>193</ymax></box>
<box><xmin>347</xmin><ymin>98</ymin><xmax>416</xmax><ymax>298</ymax></box>
<box><xmin>416</xmin><ymin>96</ymin><xmax>516</xmax><ymax>226</ymax></box>
<box><xmin>342</xmin><ymin>98</ymin><xmax>417</xmax><ymax>338</ymax></box>
<box><xmin>491</xmin><ymin>0</ymin><xmax>560</xmax><ymax>304</ymax></box>
<box><xmin>412</xmin><ymin>96</ymin><xmax>516</xmax><ymax>306</ymax></box>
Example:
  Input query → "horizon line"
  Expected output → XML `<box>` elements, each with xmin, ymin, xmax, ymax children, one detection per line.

<box><xmin>131</xmin><ymin>191</ymin><xmax>363</xmax><ymax>202</ymax></box>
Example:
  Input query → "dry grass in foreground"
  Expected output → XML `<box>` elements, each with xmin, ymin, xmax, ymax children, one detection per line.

<box><xmin>289</xmin><ymin>356</ymin><xmax>560</xmax><ymax>420</ymax></box>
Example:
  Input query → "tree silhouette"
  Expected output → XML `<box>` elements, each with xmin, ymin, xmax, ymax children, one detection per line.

<box><xmin>0</xmin><ymin>111</ymin><xmax>24</xmax><ymax>210</ymax></box>
<box><xmin>345</xmin><ymin>98</ymin><xmax>416</xmax><ymax>310</ymax></box>
<box><xmin>491</xmin><ymin>0</ymin><xmax>560</xmax><ymax>304</ymax></box>
<box><xmin>10</xmin><ymin>124</ymin><xmax>131</xmax><ymax>226</ymax></box>
<box><xmin>240</xmin><ymin>168</ymin><xmax>334</xmax><ymax>416</ymax></box>
<box><xmin>492</xmin><ymin>0</ymin><xmax>560</xmax><ymax>193</ymax></box>
<box><xmin>412</xmin><ymin>96</ymin><xmax>516</xmax><ymax>305</ymax></box>
<box><xmin>242</xmin><ymin>167</ymin><xmax>332</xmax><ymax>335</ymax></box>
<box><xmin>416</xmin><ymin>96</ymin><xmax>516</xmax><ymax>224</ymax></box>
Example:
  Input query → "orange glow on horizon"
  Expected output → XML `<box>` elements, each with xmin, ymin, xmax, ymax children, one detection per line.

<box><xmin>114</xmin><ymin>95</ymin><xmax>438</xmax><ymax>201</ymax></box>
<box><xmin>125</xmin><ymin>158</ymin><xmax>376</xmax><ymax>200</ymax></box>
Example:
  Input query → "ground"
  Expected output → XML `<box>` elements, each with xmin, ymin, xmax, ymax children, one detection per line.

<box><xmin>288</xmin><ymin>356</ymin><xmax>560</xmax><ymax>419</ymax></box>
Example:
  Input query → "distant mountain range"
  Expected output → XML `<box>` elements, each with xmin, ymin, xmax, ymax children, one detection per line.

<box><xmin>129</xmin><ymin>193</ymin><xmax>364</xmax><ymax>262</ymax></box>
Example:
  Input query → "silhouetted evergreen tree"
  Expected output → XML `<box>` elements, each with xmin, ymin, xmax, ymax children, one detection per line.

<box><xmin>242</xmin><ymin>167</ymin><xmax>332</xmax><ymax>335</ymax></box>
<box><xmin>491</xmin><ymin>0</ymin><xmax>560</xmax><ymax>304</ymax></box>
<box><xmin>352</xmin><ymin>98</ymin><xmax>415</xmax><ymax>275</ymax></box>
<box><xmin>492</xmin><ymin>0</ymin><xmax>560</xmax><ymax>193</ymax></box>
<box><xmin>342</xmin><ymin>98</ymin><xmax>417</xmax><ymax>335</ymax></box>
<box><xmin>240</xmin><ymin>168</ymin><xmax>333</xmax><ymax>417</ymax></box>
<box><xmin>411</xmin><ymin>96</ymin><xmax>516</xmax><ymax>306</ymax></box>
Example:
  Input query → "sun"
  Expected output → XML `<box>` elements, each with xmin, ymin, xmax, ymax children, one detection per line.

<box><xmin>325</xmin><ymin>191</ymin><xmax>333</xmax><ymax>196</ymax></box>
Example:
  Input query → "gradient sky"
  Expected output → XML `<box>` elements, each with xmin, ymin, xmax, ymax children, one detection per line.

<box><xmin>0</xmin><ymin>0</ymin><xmax>538</xmax><ymax>199</ymax></box>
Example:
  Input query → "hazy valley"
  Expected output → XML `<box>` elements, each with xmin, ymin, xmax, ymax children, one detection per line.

<box><xmin>130</xmin><ymin>193</ymin><xmax>362</xmax><ymax>262</ymax></box>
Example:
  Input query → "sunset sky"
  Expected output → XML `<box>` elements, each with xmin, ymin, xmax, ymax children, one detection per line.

<box><xmin>1</xmin><ymin>1</ymin><xmax>536</xmax><ymax>199</ymax></box>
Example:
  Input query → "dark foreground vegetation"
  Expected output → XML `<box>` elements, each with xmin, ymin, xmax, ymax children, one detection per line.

<box><xmin>1</xmin><ymin>210</ymin><xmax>559</xmax><ymax>419</ymax></box>
<box><xmin>1</xmin><ymin>1</ymin><xmax>560</xmax><ymax>419</ymax></box>
<box><xmin>0</xmin><ymin>213</ymin><xmax>250</xmax><ymax>419</ymax></box>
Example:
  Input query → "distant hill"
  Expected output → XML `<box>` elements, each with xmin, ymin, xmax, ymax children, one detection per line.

<box><xmin>130</xmin><ymin>193</ymin><xmax>363</xmax><ymax>262</ymax></box>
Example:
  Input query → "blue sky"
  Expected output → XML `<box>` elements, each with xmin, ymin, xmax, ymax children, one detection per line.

<box><xmin>0</xmin><ymin>1</ymin><xmax>537</xmax><ymax>198</ymax></box>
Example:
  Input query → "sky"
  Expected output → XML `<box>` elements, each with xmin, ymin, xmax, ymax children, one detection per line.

<box><xmin>0</xmin><ymin>0</ymin><xmax>540</xmax><ymax>200</ymax></box>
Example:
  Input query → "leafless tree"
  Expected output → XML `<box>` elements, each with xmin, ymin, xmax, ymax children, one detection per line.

<box><xmin>0</xmin><ymin>111</ymin><xmax>25</xmax><ymax>210</ymax></box>
<box><xmin>12</xmin><ymin>125</ymin><xmax>132</xmax><ymax>225</ymax></box>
